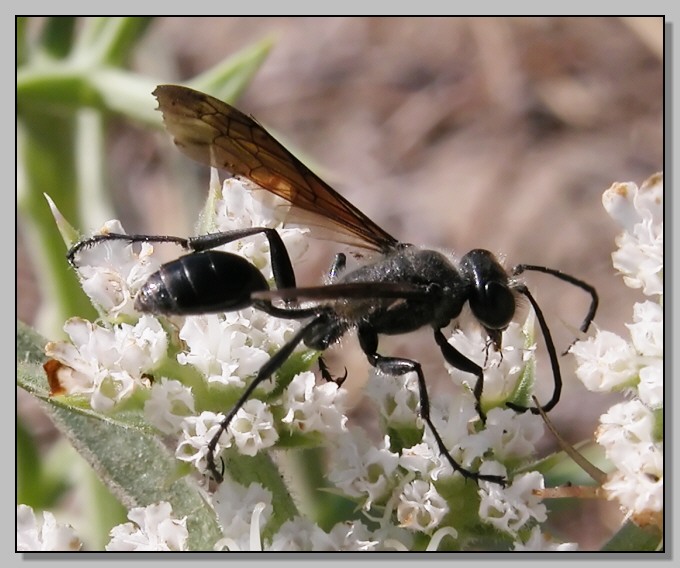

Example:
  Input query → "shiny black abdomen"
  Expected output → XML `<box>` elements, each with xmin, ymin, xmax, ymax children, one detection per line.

<box><xmin>135</xmin><ymin>251</ymin><xmax>269</xmax><ymax>315</ymax></box>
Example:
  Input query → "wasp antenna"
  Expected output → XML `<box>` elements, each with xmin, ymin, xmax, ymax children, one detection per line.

<box><xmin>506</xmin><ymin>284</ymin><xmax>561</xmax><ymax>416</ymax></box>
<box><xmin>512</xmin><ymin>263</ymin><xmax>598</xmax><ymax>355</ymax></box>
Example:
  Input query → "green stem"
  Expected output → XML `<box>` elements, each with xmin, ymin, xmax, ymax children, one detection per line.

<box><xmin>18</xmin><ymin>110</ymin><xmax>98</xmax><ymax>336</ymax></box>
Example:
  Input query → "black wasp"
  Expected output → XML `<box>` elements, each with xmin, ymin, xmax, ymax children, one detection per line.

<box><xmin>67</xmin><ymin>85</ymin><xmax>598</xmax><ymax>487</ymax></box>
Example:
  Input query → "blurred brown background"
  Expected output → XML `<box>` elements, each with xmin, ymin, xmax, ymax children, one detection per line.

<box><xmin>17</xmin><ymin>17</ymin><xmax>664</xmax><ymax>549</ymax></box>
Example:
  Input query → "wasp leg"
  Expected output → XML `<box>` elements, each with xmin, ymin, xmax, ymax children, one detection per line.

<box><xmin>188</xmin><ymin>228</ymin><xmax>296</xmax><ymax>290</ymax></box>
<box><xmin>358</xmin><ymin>326</ymin><xmax>505</xmax><ymax>486</ymax></box>
<box><xmin>206</xmin><ymin>314</ymin><xmax>325</xmax><ymax>482</ymax></box>
<box><xmin>68</xmin><ymin>227</ymin><xmax>297</xmax><ymax>291</ymax></box>
<box><xmin>433</xmin><ymin>330</ymin><xmax>487</xmax><ymax>424</ymax></box>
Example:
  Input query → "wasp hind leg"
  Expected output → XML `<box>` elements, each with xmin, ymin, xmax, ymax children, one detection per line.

<box><xmin>357</xmin><ymin>325</ymin><xmax>506</xmax><ymax>486</ymax></box>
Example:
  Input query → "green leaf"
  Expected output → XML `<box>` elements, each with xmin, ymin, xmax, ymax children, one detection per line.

<box><xmin>279</xmin><ymin>448</ymin><xmax>356</xmax><ymax>532</ymax></box>
<box><xmin>38</xmin><ymin>17</ymin><xmax>77</xmax><ymax>59</ymax></box>
<box><xmin>601</xmin><ymin>519</ymin><xmax>663</xmax><ymax>551</ymax></box>
<box><xmin>48</xmin><ymin>405</ymin><xmax>221</xmax><ymax>550</ymax></box>
<box><xmin>74</xmin><ymin>17</ymin><xmax>153</xmax><ymax>66</ymax></box>
<box><xmin>18</xmin><ymin>109</ymin><xmax>100</xmax><ymax>333</ymax></box>
<box><xmin>191</xmin><ymin>37</ymin><xmax>275</xmax><ymax>103</ymax></box>
<box><xmin>16</xmin><ymin>418</ymin><xmax>69</xmax><ymax>508</ymax></box>
<box><xmin>17</xmin><ymin>320</ymin><xmax>50</xmax><ymax>365</ymax></box>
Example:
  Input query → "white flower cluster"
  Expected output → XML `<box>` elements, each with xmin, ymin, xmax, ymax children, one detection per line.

<box><xmin>571</xmin><ymin>172</ymin><xmax>663</xmax><ymax>524</ymax></box>
<box><xmin>328</xmin><ymin>428</ymin><xmax>401</xmax><ymax>510</ymax></box>
<box><xmin>44</xmin><ymin>315</ymin><xmax>167</xmax><ymax>411</ymax></box>
<box><xmin>513</xmin><ymin>526</ymin><xmax>578</xmax><ymax>551</ymax></box>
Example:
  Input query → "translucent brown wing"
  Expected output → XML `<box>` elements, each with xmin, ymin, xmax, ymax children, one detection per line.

<box><xmin>153</xmin><ymin>84</ymin><xmax>399</xmax><ymax>253</ymax></box>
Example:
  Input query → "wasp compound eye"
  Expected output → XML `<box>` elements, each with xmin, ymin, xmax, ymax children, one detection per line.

<box><xmin>471</xmin><ymin>280</ymin><xmax>515</xmax><ymax>330</ymax></box>
<box><xmin>460</xmin><ymin>249</ymin><xmax>516</xmax><ymax>330</ymax></box>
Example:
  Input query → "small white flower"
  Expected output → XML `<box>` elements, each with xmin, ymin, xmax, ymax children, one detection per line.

<box><xmin>597</xmin><ymin>400</ymin><xmax>655</xmax><ymax>462</ymax></box>
<box><xmin>267</xmin><ymin>518</ymin><xmax>379</xmax><ymax>551</ymax></box>
<box><xmin>71</xmin><ymin>220</ymin><xmax>161</xmax><ymax>318</ymax></box>
<box><xmin>17</xmin><ymin>505</ymin><xmax>82</xmax><ymax>551</ymax></box>
<box><xmin>478</xmin><ymin>463</ymin><xmax>547</xmax><ymax>536</ymax></box>
<box><xmin>211</xmin><ymin>177</ymin><xmax>309</xmax><ymax>279</ymax></box>
<box><xmin>602</xmin><ymin>175</ymin><xmax>661</xmax><ymax>235</ymax></box>
<box><xmin>176</xmin><ymin>411</ymin><xmax>227</xmax><ymax>472</ymax></box>
<box><xmin>267</xmin><ymin>517</ymin><xmax>327</xmax><ymax>551</ymax></box>
<box><xmin>281</xmin><ymin>371</ymin><xmax>348</xmax><ymax>434</ymax></box>
<box><xmin>470</xmin><ymin>407</ymin><xmax>544</xmax><ymax>462</ymax></box>
<box><xmin>365</xmin><ymin>370</ymin><xmax>420</xmax><ymax>425</ymax></box>
<box><xmin>262</xmin><ymin>313</ymin><xmax>303</xmax><ymax>351</ymax></box>
<box><xmin>626</xmin><ymin>300</ymin><xmax>663</xmax><ymax>359</ymax></box>
<box><xmin>106</xmin><ymin>502</ymin><xmax>188</xmax><ymax>551</ymax></box>
<box><xmin>323</xmin><ymin>521</ymin><xmax>380</xmax><ymax>551</ymax></box>
<box><xmin>90</xmin><ymin>370</ymin><xmax>137</xmax><ymax>412</ymax></box>
<box><xmin>328</xmin><ymin>428</ymin><xmax>400</xmax><ymax>509</ymax></box>
<box><xmin>399</xmin><ymin>442</ymin><xmax>443</xmax><ymax>480</ymax></box>
<box><xmin>423</xmin><ymin>393</ymin><xmax>478</xmax><ymax>475</ymax></box>
<box><xmin>397</xmin><ymin>479</ymin><xmax>449</xmax><ymax>532</ymax></box>
<box><xmin>212</xmin><ymin>480</ymin><xmax>273</xmax><ymax>551</ymax></box>
<box><xmin>603</xmin><ymin>173</ymin><xmax>663</xmax><ymax>297</ymax></box>
<box><xmin>637</xmin><ymin>362</ymin><xmax>663</xmax><ymax>409</ymax></box>
<box><xmin>595</xmin><ymin>399</ymin><xmax>663</xmax><ymax>516</ymax></box>
<box><xmin>570</xmin><ymin>329</ymin><xmax>639</xmax><ymax>392</ymax></box>
<box><xmin>228</xmin><ymin>399</ymin><xmax>279</xmax><ymax>456</ymax></box>
<box><xmin>214</xmin><ymin>502</ymin><xmax>268</xmax><ymax>551</ymax></box>
<box><xmin>144</xmin><ymin>378</ymin><xmax>195</xmax><ymax>435</ymax></box>
<box><xmin>114</xmin><ymin>315</ymin><xmax>169</xmax><ymax>373</ymax></box>
<box><xmin>602</xmin><ymin>460</ymin><xmax>663</xmax><ymax>516</ymax></box>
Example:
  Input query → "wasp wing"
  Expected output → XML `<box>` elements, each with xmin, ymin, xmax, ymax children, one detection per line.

<box><xmin>252</xmin><ymin>282</ymin><xmax>429</xmax><ymax>303</ymax></box>
<box><xmin>252</xmin><ymin>282</ymin><xmax>431</xmax><ymax>320</ymax></box>
<box><xmin>153</xmin><ymin>85</ymin><xmax>399</xmax><ymax>253</ymax></box>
